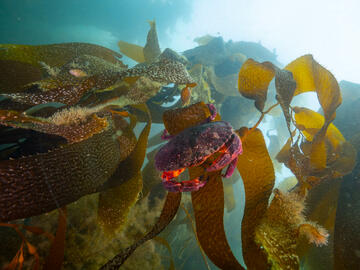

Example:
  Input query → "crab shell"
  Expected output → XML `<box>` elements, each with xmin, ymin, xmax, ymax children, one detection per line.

<box><xmin>155</xmin><ymin>121</ymin><xmax>239</xmax><ymax>172</ymax></box>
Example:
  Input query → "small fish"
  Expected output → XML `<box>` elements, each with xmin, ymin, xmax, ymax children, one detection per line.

<box><xmin>69</xmin><ymin>69</ymin><xmax>87</xmax><ymax>77</ymax></box>
<box><xmin>181</xmin><ymin>84</ymin><xmax>193</xmax><ymax>106</ymax></box>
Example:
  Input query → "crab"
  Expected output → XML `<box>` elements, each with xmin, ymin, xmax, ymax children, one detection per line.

<box><xmin>155</xmin><ymin>115</ymin><xmax>243</xmax><ymax>192</ymax></box>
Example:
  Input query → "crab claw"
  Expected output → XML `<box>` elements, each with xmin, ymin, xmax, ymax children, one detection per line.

<box><xmin>206</xmin><ymin>133</ymin><xmax>242</xmax><ymax>178</ymax></box>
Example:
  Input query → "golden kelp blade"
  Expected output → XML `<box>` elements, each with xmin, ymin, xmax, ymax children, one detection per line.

<box><xmin>284</xmin><ymin>54</ymin><xmax>316</xmax><ymax>95</ymax></box>
<box><xmin>117</xmin><ymin>40</ymin><xmax>145</xmax><ymax>63</ymax></box>
<box><xmin>293</xmin><ymin>107</ymin><xmax>345</xmax><ymax>150</ymax></box>
<box><xmin>238</xmin><ymin>58</ymin><xmax>276</xmax><ymax>111</ymax></box>
<box><xmin>236</xmin><ymin>127</ymin><xmax>274</xmax><ymax>269</ymax></box>
<box><xmin>0</xmin><ymin>43</ymin><xmax>125</xmax><ymax>68</ymax></box>
<box><xmin>143</xmin><ymin>20</ymin><xmax>161</xmax><ymax>63</ymax></box>
<box><xmin>293</xmin><ymin>107</ymin><xmax>354</xmax><ymax>171</ymax></box>
<box><xmin>97</xmin><ymin>104</ymin><xmax>151</xmax><ymax>234</ymax></box>
<box><xmin>277</xmin><ymin>107</ymin><xmax>356</xmax><ymax>187</ymax></box>
<box><xmin>309</xmin><ymin>139</ymin><xmax>328</xmax><ymax>171</ymax></box>
<box><xmin>223</xmin><ymin>178</ymin><xmax>236</xmax><ymax>213</ymax></box>
<box><xmin>97</xmin><ymin>171</ymin><xmax>143</xmax><ymax>235</ymax></box>
<box><xmin>190</xmin><ymin>168</ymin><xmax>244</xmax><ymax>270</ymax></box>
<box><xmin>285</xmin><ymin>54</ymin><xmax>342</xmax><ymax>123</ymax></box>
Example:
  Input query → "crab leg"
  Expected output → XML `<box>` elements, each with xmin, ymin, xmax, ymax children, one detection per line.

<box><xmin>161</xmin><ymin>169</ymin><xmax>207</xmax><ymax>192</ymax></box>
<box><xmin>161</xmin><ymin>129</ymin><xmax>174</xmax><ymax>140</ymax></box>
<box><xmin>223</xmin><ymin>156</ymin><xmax>238</xmax><ymax>178</ymax></box>
<box><xmin>162</xmin><ymin>177</ymin><xmax>207</xmax><ymax>192</ymax></box>
<box><xmin>206</xmin><ymin>103</ymin><xmax>217</xmax><ymax>121</ymax></box>
<box><xmin>206</xmin><ymin>133</ymin><xmax>242</xmax><ymax>177</ymax></box>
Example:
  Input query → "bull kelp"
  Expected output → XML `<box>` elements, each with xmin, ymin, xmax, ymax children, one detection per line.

<box><xmin>0</xmin><ymin>19</ymin><xmax>358</xmax><ymax>270</ymax></box>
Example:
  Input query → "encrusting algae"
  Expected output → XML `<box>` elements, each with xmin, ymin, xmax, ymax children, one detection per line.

<box><xmin>255</xmin><ymin>189</ymin><xmax>329</xmax><ymax>269</ymax></box>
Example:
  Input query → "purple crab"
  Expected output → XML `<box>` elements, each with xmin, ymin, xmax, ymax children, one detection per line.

<box><xmin>155</xmin><ymin>119</ymin><xmax>243</xmax><ymax>192</ymax></box>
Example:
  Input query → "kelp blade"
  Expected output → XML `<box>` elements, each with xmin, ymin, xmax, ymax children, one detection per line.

<box><xmin>97</xmin><ymin>104</ymin><xmax>151</xmax><ymax>234</ymax></box>
<box><xmin>238</xmin><ymin>58</ymin><xmax>276</xmax><ymax>112</ymax></box>
<box><xmin>236</xmin><ymin>127</ymin><xmax>274</xmax><ymax>269</ymax></box>
<box><xmin>0</xmin><ymin>43</ymin><xmax>124</xmax><ymax>68</ymax></box>
<box><xmin>190</xmin><ymin>168</ymin><xmax>245</xmax><ymax>270</ymax></box>
<box><xmin>99</xmin><ymin>192</ymin><xmax>181</xmax><ymax>270</ymax></box>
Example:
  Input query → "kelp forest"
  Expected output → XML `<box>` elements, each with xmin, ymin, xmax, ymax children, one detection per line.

<box><xmin>0</xmin><ymin>21</ymin><xmax>358</xmax><ymax>270</ymax></box>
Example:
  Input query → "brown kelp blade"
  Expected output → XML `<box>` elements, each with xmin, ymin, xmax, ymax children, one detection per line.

<box><xmin>162</xmin><ymin>101</ymin><xmax>212</xmax><ymax>135</ymax></box>
<box><xmin>0</xmin><ymin>120</ymin><xmax>123</xmax><ymax>222</ymax></box>
<box><xmin>0</xmin><ymin>43</ymin><xmax>125</xmax><ymax>68</ymax></box>
<box><xmin>5</xmin><ymin>74</ymin><xmax>108</xmax><ymax>106</ymax></box>
<box><xmin>0</xmin><ymin>60</ymin><xmax>42</xmax><ymax>92</ymax></box>
<box><xmin>99</xmin><ymin>192</ymin><xmax>181</xmax><ymax>270</ymax></box>
<box><xmin>236</xmin><ymin>127</ymin><xmax>275</xmax><ymax>269</ymax></box>
<box><xmin>190</xmin><ymin>168</ymin><xmax>245</xmax><ymax>270</ymax></box>
<box><xmin>0</xmin><ymin>109</ymin><xmax>109</xmax><ymax>143</ymax></box>
<box><xmin>99</xmin><ymin>103</ymin><xmax>152</xmax><ymax>190</ymax></box>
<box><xmin>274</xmin><ymin>68</ymin><xmax>296</xmax><ymax>137</ymax></box>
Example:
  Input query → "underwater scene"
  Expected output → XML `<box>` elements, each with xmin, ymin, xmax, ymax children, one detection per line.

<box><xmin>0</xmin><ymin>0</ymin><xmax>360</xmax><ymax>269</ymax></box>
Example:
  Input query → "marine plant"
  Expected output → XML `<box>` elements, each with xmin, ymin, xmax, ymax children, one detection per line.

<box><xmin>0</xmin><ymin>22</ymin><xmax>193</xmax><ymax>269</ymax></box>
<box><xmin>0</xmin><ymin>20</ymin><xmax>357</xmax><ymax>270</ymax></box>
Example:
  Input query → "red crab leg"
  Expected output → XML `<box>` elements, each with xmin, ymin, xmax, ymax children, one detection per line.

<box><xmin>161</xmin><ymin>169</ymin><xmax>207</xmax><ymax>192</ymax></box>
<box><xmin>206</xmin><ymin>133</ymin><xmax>242</xmax><ymax>177</ymax></box>
<box><xmin>223</xmin><ymin>156</ymin><xmax>238</xmax><ymax>178</ymax></box>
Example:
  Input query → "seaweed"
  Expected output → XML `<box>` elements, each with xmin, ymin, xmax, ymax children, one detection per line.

<box><xmin>0</xmin><ymin>20</ymin><xmax>357</xmax><ymax>270</ymax></box>
<box><xmin>235</xmin><ymin>55</ymin><xmax>356</xmax><ymax>269</ymax></box>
